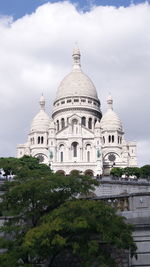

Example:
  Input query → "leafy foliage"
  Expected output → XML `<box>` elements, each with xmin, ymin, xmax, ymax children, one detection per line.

<box><xmin>110</xmin><ymin>167</ymin><xmax>141</xmax><ymax>178</ymax></box>
<box><xmin>24</xmin><ymin>200</ymin><xmax>136</xmax><ymax>266</ymax></box>
<box><xmin>0</xmin><ymin>156</ymin><xmax>136</xmax><ymax>266</ymax></box>
<box><xmin>110</xmin><ymin>167</ymin><xmax>123</xmax><ymax>177</ymax></box>
<box><xmin>140</xmin><ymin>165</ymin><xmax>150</xmax><ymax>179</ymax></box>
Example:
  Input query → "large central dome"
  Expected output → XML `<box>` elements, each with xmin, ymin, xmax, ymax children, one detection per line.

<box><xmin>55</xmin><ymin>48</ymin><xmax>98</xmax><ymax>100</ymax></box>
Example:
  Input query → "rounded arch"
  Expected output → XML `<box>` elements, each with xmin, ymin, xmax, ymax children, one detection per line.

<box><xmin>108</xmin><ymin>135</ymin><xmax>111</xmax><ymax>143</ymax></box>
<box><xmin>58</xmin><ymin>144</ymin><xmax>65</xmax><ymax>162</ymax></box>
<box><xmin>70</xmin><ymin>169</ymin><xmax>80</xmax><ymax>176</ymax></box>
<box><xmin>59</xmin><ymin>144</ymin><xmax>65</xmax><ymax>150</ymax></box>
<box><xmin>56</xmin><ymin>120</ymin><xmax>59</xmax><ymax>131</ymax></box>
<box><xmin>81</xmin><ymin>116</ymin><xmax>86</xmax><ymax>126</ymax></box>
<box><xmin>61</xmin><ymin>118</ymin><xmax>65</xmax><ymax>129</ymax></box>
<box><xmin>86</xmin><ymin>143</ymin><xmax>92</xmax><ymax>149</ymax></box>
<box><xmin>104</xmin><ymin>152</ymin><xmax>120</xmax><ymax>162</ymax></box>
<box><xmin>56</xmin><ymin>170</ymin><xmax>65</xmax><ymax>176</ymax></box>
<box><xmin>72</xmin><ymin>118</ymin><xmax>78</xmax><ymax>125</ymax></box>
<box><xmin>94</xmin><ymin>118</ymin><xmax>97</xmax><ymax>126</ymax></box>
<box><xmin>72</xmin><ymin>119</ymin><xmax>78</xmax><ymax>134</ymax></box>
<box><xmin>71</xmin><ymin>141</ymin><xmax>78</xmax><ymax>157</ymax></box>
<box><xmin>34</xmin><ymin>153</ymin><xmax>48</xmax><ymax>163</ymax></box>
<box><xmin>58</xmin><ymin>142</ymin><xmax>66</xmax><ymax>148</ymax></box>
<box><xmin>84</xmin><ymin>169</ymin><xmax>93</xmax><ymax>177</ymax></box>
<box><xmin>88</xmin><ymin>117</ymin><xmax>92</xmax><ymax>129</ymax></box>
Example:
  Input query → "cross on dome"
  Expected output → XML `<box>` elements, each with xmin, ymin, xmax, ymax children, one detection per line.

<box><xmin>72</xmin><ymin>45</ymin><xmax>81</xmax><ymax>71</ymax></box>
<box><xmin>39</xmin><ymin>94</ymin><xmax>45</xmax><ymax>111</ymax></box>
<box><xmin>55</xmin><ymin>48</ymin><xmax>98</xmax><ymax>100</ymax></box>
<box><xmin>107</xmin><ymin>94</ymin><xmax>113</xmax><ymax>110</ymax></box>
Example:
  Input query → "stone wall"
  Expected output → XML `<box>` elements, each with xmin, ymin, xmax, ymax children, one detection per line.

<box><xmin>95</xmin><ymin>178</ymin><xmax>150</xmax><ymax>197</ymax></box>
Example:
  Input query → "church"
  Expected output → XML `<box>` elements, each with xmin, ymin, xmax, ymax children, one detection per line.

<box><xmin>17</xmin><ymin>48</ymin><xmax>137</xmax><ymax>176</ymax></box>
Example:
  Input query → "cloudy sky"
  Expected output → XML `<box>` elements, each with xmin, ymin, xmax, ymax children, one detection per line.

<box><xmin>0</xmin><ymin>0</ymin><xmax>149</xmax><ymax>166</ymax></box>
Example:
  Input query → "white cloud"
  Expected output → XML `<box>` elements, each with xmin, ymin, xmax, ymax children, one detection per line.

<box><xmin>0</xmin><ymin>1</ymin><xmax>149</xmax><ymax>166</ymax></box>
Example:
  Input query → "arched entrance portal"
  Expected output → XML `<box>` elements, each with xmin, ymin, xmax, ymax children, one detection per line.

<box><xmin>84</xmin><ymin>169</ymin><xmax>93</xmax><ymax>177</ymax></box>
<box><xmin>56</xmin><ymin>170</ymin><xmax>65</xmax><ymax>176</ymax></box>
<box><xmin>70</xmin><ymin>170</ymin><xmax>80</xmax><ymax>176</ymax></box>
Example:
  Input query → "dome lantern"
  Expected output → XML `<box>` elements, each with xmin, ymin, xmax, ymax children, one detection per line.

<box><xmin>107</xmin><ymin>94</ymin><xmax>113</xmax><ymax>110</ymax></box>
<box><xmin>39</xmin><ymin>94</ymin><xmax>45</xmax><ymax>111</ymax></box>
<box><xmin>72</xmin><ymin>46</ymin><xmax>81</xmax><ymax>71</ymax></box>
<box><xmin>54</xmin><ymin>48</ymin><xmax>99</xmax><ymax>101</ymax></box>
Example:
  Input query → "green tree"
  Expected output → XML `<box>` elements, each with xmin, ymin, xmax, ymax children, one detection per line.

<box><xmin>0</xmin><ymin>157</ymin><xmax>98</xmax><ymax>266</ymax></box>
<box><xmin>110</xmin><ymin>167</ymin><xmax>123</xmax><ymax>177</ymax></box>
<box><xmin>23</xmin><ymin>200</ymin><xmax>136</xmax><ymax>267</ymax></box>
<box><xmin>122</xmin><ymin>167</ymin><xmax>141</xmax><ymax>178</ymax></box>
<box><xmin>131</xmin><ymin>167</ymin><xmax>141</xmax><ymax>178</ymax></box>
<box><xmin>0</xmin><ymin>156</ymin><xmax>136</xmax><ymax>266</ymax></box>
<box><xmin>0</xmin><ymin>155</ymin><xmax>51</xmax><ymax>181</ymax></box>
<box><xmin>140</xmin><ymin>165</ymin><xmax>150</xmax><ymax>179</ymax></box>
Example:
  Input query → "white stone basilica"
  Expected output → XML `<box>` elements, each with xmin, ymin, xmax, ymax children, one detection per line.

<box><xmin>17</xmin><ymin>48</ymin><xmax>137</xmax><ymax>176</ymax></box>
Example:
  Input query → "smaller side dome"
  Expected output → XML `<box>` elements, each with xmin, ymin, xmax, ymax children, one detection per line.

<box><xmin>100</xmin><ymin>95</ymin><xmax>122</xmax><ymax>131</ymax></box>
<box><xmin>30</xmin><ymin>95</ymin><xmax>50</xmax><ymax>132</ymax></box>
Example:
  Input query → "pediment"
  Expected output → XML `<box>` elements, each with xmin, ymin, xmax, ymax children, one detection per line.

<box><xmin>68</xmin><ymin>113</ymin><xmax>81</xmax><ymax>124</ymax></box>
<box><xmin>56</xmin><ymin>127</ymin><xmax>69</xmax><ymax>138</ymax></box>
<box><xmin>56</xmin><ymin>124</ymin><xmax>94</xmax><ymax>139</ymax></box>
<box><xmin>81</xmin><ymin>127</ymin><xmax>94</xmax><ymax>138</ymax></box>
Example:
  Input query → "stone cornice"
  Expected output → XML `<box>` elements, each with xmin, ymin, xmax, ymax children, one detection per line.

<box><xmin>52</xmin><ymin>106</ymin><xmax>102</xmax><ymax>118</ymax></box>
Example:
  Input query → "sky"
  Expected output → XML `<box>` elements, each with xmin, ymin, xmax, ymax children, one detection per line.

<box><xmin>0</xmin><ymin>0</ymin><xmax>149</xmax><ymax>19</ymax></box>
<box><xmin>0</xmin><ymin>0</ymin><xmax>150</xmax><ymax>166</ymax></box>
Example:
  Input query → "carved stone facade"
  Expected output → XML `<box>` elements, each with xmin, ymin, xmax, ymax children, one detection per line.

<box><xmin>17</xmin><ymin>48</ymin><xmax>137</xmax><ymax>175</ymax></box>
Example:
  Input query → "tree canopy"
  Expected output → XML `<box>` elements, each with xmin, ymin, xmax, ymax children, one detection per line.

<box><xmin>0</xmin><ymin>156</ymin><xmax>136</xmax><ymax>266</ymax></box>
<box><xmin>140</xmin><ymin>165</ymin><xmax>150</xmax><ymax>179</ymax></box>
<box><xmin>110</xmin><ymin>166</ymin><xmax>146</xmax><ymax>179</ymax></box>
<box><xmin>24</xmin><ymin>199</ymin><xmax>136</xmax><ymax>267</ymax></box>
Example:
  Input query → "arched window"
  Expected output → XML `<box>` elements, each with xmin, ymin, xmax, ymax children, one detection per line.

<box><xmin>87</xmin><ymin>151</ymin><xmax>90</xmax><ymax>162</ymax></box>
<box><xmin>57</xmin><ymin>120</ymin><xmax>59</xmax><ymax>131</ymax></box>
<box><xmin>88</xmin><ymin>118</ymin><xmax>92</xmax><ymax>129</ymax></box>
<box><xmin>41</xmin><ymin>136</ymin><xmax>44</xmax><ymax>144</ymax></box>
<box><xmin>120</xmin><ymin>137</ymin><xmax>122</xmax><ymax>144</ymax></box>
<box><xmin>81</xmin><ymin>117</ymin><xmax>86</xmax><ymax>126</ymax></box>
<box><xmin>112</xmin><ymin>135</ymin><xmax>114</xmax><ymax>143</ymax></box>
<box><xmin>86</xmin><ymin>144</ymin><xmax>91</xmax><ymax>150</ymax></box>
<box><xmin>61</xmin><ymin>118</ymin><xmax>65</xmax><ymax>129</ymax></box>
<box><xmin>60</xmin><ymin>151</ymin><xmax>63</xmax><ymax>162</ymax></box>
<box><xmin>38</xmin><ymin>136</ymin><xmax>40</xmax><ymax>144</ymax></box>
<box><xmin>108</xmin><ymin>135</ymin><xmax>111</xmax><ymax>143</ymax></box>
<box><xmin>85</xmin><ymin>170</ymin><xmax>93</xmax><ymax>177</ymax></box>
<box><xmin>72</xmin><ymin>142</ymin><xmax>78</xmax><ymax>157</ymax></box>
<box><xmin>94</xmin><ymin>119</ymin><xmax>97</xmax><ymax>126</ymax></box>
<box><xmin>59</xmin><ymin>144</ymin><xmax>64</xmax><ymax>162</ymax></box>
<box><xmin>72</xmin><ymin>119</ymin><xmax>78</xmax><ymax>133</ymax></box>
<box><xmin>103</xmin><ymin>136</ymin><xmax>105</xmax><ymax>144</ymax></box>
<box><xmin>72</xmin><ymin>119</ymin><xmax>77</xmax><ymax>126</ymax></box>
